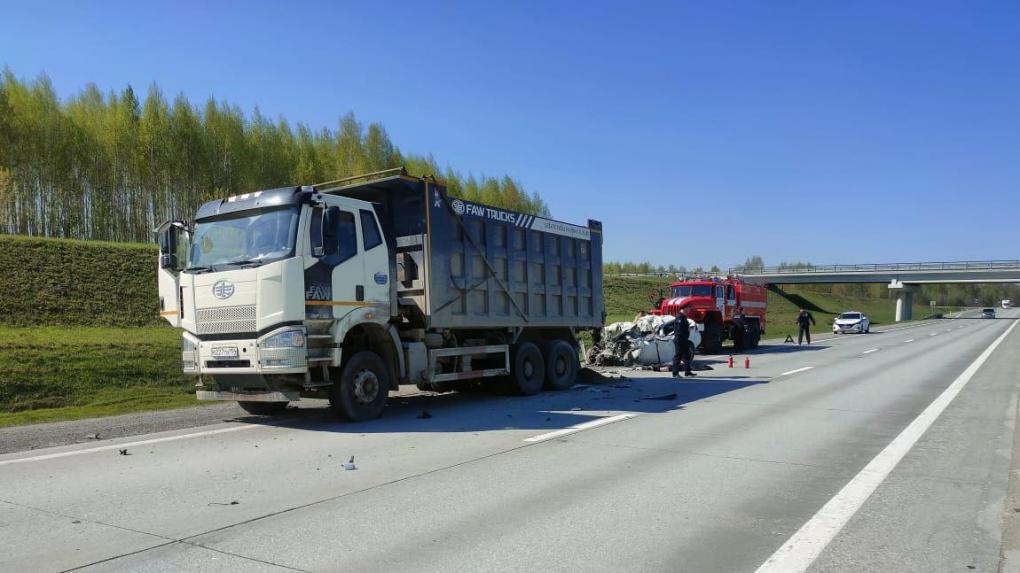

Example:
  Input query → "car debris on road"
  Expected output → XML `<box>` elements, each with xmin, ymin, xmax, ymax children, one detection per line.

<box><xmin>586</xmin><ymin>314</ymin><xmax>702</xmax><ymax>368</ymax></box>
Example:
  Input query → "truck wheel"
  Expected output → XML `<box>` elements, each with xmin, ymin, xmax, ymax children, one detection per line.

<box><xmin>237</xmin><ymin>401</ymin><xmax>288</xmax><ymax>416</ymax></box>
<box><xmin>747</xmin><ymin>322</ymin><xmax>761</xmax><ymax>349</ymax></box>
<box><xmin>511</xmin><ymin>342</ymin><xmax>546</xmax><ymax>395</ymax></box>
<box><xmin>543</xmin><ymin>340</ymin><xmax>578</xmax><ymax>391</ymax></box>
<box><xmin>329</xmin><ymin>351</ymin><xmax>391</xmax><ymax>422</ymax></box>
<box><xmin>702</xmin><ymin>321</ymin><xmax>722</xmax><ymax>354</ymax></box>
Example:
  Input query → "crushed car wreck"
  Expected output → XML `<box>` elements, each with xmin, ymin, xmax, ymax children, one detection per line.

<box><xmin>586</xmin><ymin>315</ymin><xmax>702</xmax><ymax>367</ymax></box>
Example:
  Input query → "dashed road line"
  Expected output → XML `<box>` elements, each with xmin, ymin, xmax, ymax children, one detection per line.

<box><xmin>780</xmin><ymin>367</ymin><xmax>814</xmax><ymax>376</ymax></box>
<box><xmin>524</xmin><ymin>414</ymin><xmax>636</xmax><ymax>443</ymax></box>
<box><xmin>862</xmin><ymin>348</ymin><xmax>879</xmax><ymax>355</ymax></box>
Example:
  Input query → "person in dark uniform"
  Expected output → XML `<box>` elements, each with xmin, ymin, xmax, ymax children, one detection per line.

<box><xmin>732</xmin><ymin>306</ymin><xmax>747</xmax><ymax>349</ymax></box>
<box><xmin>672</xmin><ymin>310</ymin><xmax>696</xmax><ymax>378</ymax></box>
<box><xmin>796</xmin><ymin>309</ymin><xmax>816</xmax><ymax>345</ymax></box>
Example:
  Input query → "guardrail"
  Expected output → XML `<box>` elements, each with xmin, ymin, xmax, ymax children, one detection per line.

<box><xmin>733</xmin><ymin>260</ymin><xmax>1020</xmax><ymax>275</ymax></box>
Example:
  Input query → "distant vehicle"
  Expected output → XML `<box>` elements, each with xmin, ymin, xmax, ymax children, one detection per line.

<box><xmin>982</xmin><ymin>308</ymin><xmax>996</xmax><ymax>318</ymax></box>
<box><xmin>1003</xmin><ymin>300</ymin><xmax>1013</xmax><ymax>309</ymax></box>
<box><xmin>833</xmin><ymin>311</ymin><xmax>870</xmax><ymax>334</ymax></box>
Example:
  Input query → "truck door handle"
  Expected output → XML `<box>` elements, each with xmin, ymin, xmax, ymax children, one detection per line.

<box><xmin>356</xmin><ymin>285</ymin><xmax>364</xmax><ymax>301</ymax></box>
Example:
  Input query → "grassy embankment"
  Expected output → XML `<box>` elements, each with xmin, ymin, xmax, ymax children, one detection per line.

<box><xmin>0</xmin><ymin>234</ymin><xmax>945</xmax><ymax>426</ymax></box>
<box><xmin>0</xmin><ymin>235</ymin><xmax>198</xmax><ymax>427</ymax></box>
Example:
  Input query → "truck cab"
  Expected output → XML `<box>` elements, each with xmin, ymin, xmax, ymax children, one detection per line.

<box><xmin>156</xmin><ymin>185</ymin><xmax>399</xmax><ymax>420</ymax></box>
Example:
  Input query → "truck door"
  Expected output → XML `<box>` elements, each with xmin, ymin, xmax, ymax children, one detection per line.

<box><xmin>155</xmin><ymin>221</ymin><xmax>191</xmax><ymax>328</ymax></box>
<box><xmin>715</xmin><ymin>285</ymin><xmax>725</xmax><ymax>316</ymax></box>
<box><xmin>358</xmin><ymin>208</ymin><xmax>389</xmax><ymax>305</ymax></box>
<box><xmin>307</xmin><ymin>201</ymin><xmax>364</xmax><ymax>320</ymax></box>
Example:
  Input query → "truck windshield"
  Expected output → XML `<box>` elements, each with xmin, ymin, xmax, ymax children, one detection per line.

<box><xmin>671</xmin><ymin>285</ymin><xmax>713</xmax><ymax>297</ymax></box>
<box><xmin>188</xmin><ymin>206</ymin><xmax>300</xmax><ymax>271</ymax></box>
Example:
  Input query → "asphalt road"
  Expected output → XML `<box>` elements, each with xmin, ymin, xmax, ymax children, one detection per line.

<box><xmin>2</xmin><ymin>311</ymin><xmax>1019</xmax><ymax>572</ymax></box>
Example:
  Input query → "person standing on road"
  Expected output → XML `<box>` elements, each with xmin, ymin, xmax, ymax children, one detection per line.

<box><xmin>672</xmin><ymin>310</ymin><xmax>696</xmax><ymax>378</ymax></box>
<box><xmin>732</xmin><ymin>306</ymin><xmax>747</xmax><ymax>349</ymax></box>
<box><xmin>796</xmin><ymin>309</ymin><xmax>816</xmax><ymax>345</ymax></box>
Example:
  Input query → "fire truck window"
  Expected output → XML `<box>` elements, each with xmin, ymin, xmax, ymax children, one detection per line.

<box><xmin>726</xmin><ymin>286</ymin><xmax>735</xmax><ymax>300</ymax></box>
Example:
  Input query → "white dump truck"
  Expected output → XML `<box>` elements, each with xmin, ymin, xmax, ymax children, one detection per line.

<box><xmin>156</xmin><ymin>168</ymin><xmax>604</xmax><ymax>421</ymax></box>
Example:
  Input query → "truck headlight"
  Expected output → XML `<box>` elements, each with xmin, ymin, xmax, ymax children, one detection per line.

<box><xmin>259</xmin><ymin>328</ymin><xmax>306</xmax><ymax>348</ymax></box>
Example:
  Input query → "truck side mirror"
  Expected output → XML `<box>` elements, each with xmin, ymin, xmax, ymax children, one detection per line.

<box><xmin>312</xmin><ymin>206</ymin><xmax>341</xmax><ymax>258</ymax></box>
<box><xmin>156</xmin><ymin>222</ymin><xmax>190</xmax><ymax>271</ymax></box>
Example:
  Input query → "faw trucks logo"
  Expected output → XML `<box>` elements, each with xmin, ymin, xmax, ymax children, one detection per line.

<box><xmin>451</xmin><ymin>199</ymin><xmax>465</xmax><ymax>215</ymax></box>
<box><xmin>212</xmin><ymin>280</ymin><xmax>235</xmax><ymax>300</ymax></box>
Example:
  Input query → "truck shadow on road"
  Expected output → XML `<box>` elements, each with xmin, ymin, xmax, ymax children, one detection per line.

<box><xmin>231</xmin><ymin>375</ymin><xmax>770</xmax><ymax>435</ymax></box>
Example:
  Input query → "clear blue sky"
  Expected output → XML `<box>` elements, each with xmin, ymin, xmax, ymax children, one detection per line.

<box><xmin>3</xmin><ymin>0</ymin><xmax>1018</xmax><ymax>268</ymax></box>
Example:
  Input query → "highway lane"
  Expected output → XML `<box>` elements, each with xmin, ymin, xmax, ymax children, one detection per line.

<box><xmin>1</xmin><ymin>312</ymin><xmax>1017</xmax><ymax>572</ymax></box>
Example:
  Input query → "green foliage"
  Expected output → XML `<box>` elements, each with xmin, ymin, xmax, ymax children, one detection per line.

<box><xmin>0</xmin><ymin>70</ymin><xmax>548</xmax><ymax>243</ymax></box>
<box><xmin>0</xmin><ymin>326</ymin><xmax>191</xmax><ymax>418</ymax></box>
<box><xmin>0</xmin><ymin>234</ymin><xmax>159</xmax><ymax>326</ymax></box>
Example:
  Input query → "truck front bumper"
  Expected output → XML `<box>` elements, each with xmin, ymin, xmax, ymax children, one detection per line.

<box><xmin>196</xmin><ymin>390</ymin><xmax>300</xmax><ymax>402</ymax></box>
<box><xmin>182</xmin><ymin>330</ymin><xmax>309</xmax><ymax>376</ymax></box>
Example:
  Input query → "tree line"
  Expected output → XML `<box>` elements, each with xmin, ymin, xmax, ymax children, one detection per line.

<box><xmin>0</xmin><ymin>70</ymin><xmax>548</xmax><ymax>243</ymax></box>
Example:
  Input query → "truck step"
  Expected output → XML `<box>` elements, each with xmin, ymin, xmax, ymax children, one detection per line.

<box><xmin>307</xmin><ymin>357</ymin><xmax>333</xmax><ymax>363</ymax></box>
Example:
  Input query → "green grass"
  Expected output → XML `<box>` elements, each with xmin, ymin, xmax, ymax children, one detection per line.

<box><xmin>0</xmin><ymin>326</ymin><xmax>204</xmax><ymax>427</ymax></box>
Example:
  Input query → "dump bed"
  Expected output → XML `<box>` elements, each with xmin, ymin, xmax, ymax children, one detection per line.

<box><xmin>323</xmin><ymin>171</ymin><xmax>604</xmax><ymax>331</ymax></box>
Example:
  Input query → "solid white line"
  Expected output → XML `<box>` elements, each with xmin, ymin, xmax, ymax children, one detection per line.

<box><xmin>862</xmin><ymin>348</ymin><xmax>879</xmax><ymax>355</ymax></box>
<box><xmin>524</xmin><ymin>414</ymin><xmax>636</xmax><ymax>443</ymax></box>
<box><xmin>780</xmin><ymin>367</ymin><xmax>814</xmax><ymax>376</ymax></box>
<box><xmin>754</xmin><ymin>319</ymin><xmax>1018</xmax><ymax>573</ymax></box>
<box><xmin>0</xmin><ymin>424</ymin><xmax>259</xmax><ymax>466</ymax></box>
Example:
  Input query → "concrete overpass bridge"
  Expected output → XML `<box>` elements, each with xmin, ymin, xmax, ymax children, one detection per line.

<box><xmin>734</xmin><ymin>260</ymin><xmax>1020</xmax><ymax>321</ymax></box>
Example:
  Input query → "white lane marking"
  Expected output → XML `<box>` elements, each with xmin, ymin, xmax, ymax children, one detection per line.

<box><xmin>904</xmin><ymin>339</ymin><xmax>915</xmax><ymax>343</ymax></box>
<box><xmin>0</xmin><ymin>424</ymin><xmax>259</xmax><ymax>466</ymax></box>
<box><xmin>754</xmin><ymin>319</ymin><xmax>1018</xmax><ymax>573</ymax></box>
<box><xmin>930</xmin><ymin>332</ymin><xmax>939</xmax><ymax>337</ymax></box>
<box><xmin>862</xmin><ymin>348</ymin><xmax>879</xmax><ymax>355</ymax></box>
<box><xmin>524</xmin><ymin>414</ymin><xmax>636</xmax><ymax>443</ymax></box>
<box><xmin>780</xmin><ymin>367</ymin><xmax>814</xmax><ymax>376</ymax></box>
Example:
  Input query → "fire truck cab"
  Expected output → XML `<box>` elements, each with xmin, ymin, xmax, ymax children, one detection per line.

<box><xmin>653</xmin><ymin>276</ymin><xmax>767</xmax><ymax>353</ymax></box>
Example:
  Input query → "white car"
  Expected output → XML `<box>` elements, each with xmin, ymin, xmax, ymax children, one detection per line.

<box><xmin>833</xmin><ymin>311</ymin><xmax>870</xmax><ymax>334</ymax></box>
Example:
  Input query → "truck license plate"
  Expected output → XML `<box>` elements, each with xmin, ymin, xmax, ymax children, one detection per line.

<box><xmin>211</xmin><ymin>346</ymin><xmax>239</xmax><ymax>358</ymax></box>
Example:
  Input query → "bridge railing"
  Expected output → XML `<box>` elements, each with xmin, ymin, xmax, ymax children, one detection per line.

<box><xmin>734</xmin><ymin>260</ymin><xmax>1020</xmax><ymax>275</ymax></box>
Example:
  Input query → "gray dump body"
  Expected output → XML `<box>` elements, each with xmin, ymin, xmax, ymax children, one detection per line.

<box><xmin>325</xmin><ymin>172</ymin><xmax>604</xmax><ymax>331</ymax></box>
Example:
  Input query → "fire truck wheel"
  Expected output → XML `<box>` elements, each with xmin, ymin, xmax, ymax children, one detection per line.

<box><xmin>512</xmin><ymin>342</ymin><xmax>546</xmax><ymax>396</ymax></box>
<box><xmin>237</xmin><ymin>401</ymin><xmax>288</xmax><ymax>416</ymax></box>
<box><xmin>329</xmin><ymin>351</ymin><xmax>390</xmax><ymax>422</ymax></box>
<box><xmin>543</xmin><ymin>340</ymin><xmax>578</xmax><ymax>391</ymax></box>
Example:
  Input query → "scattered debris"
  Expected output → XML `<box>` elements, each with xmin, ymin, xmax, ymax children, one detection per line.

<box><xmin>545</xmin><ymin>417</ymin><xmax>551</xmax><ymax>422</ymax></box>
<box><xmin>646</xmin><ymin>393</ymin><xmax>678</xmax><ymax>401</ymax></box>
<box><xmin>417</xmin><ymin>410</ymin><xmax>433</xmax><ymax>419</ymax></box>
<box><xmin>571</xmin><ymin>384</ymin><xmax>591</xmax><ymax>390</ymax></box>
<box><xmin>118</xmin><ymin>449</ymin><xmax>130</xmax><ymax>456</ymax></box>
<box><xmin>570</xmin><ymin>407</ymin><xmax>582</xmax><ymax>411</ymax></box>
<box><xmin>85</xmin><ymin>432</ymin><xmax>101</xmax><ymax>440</ymax></box>
<box><xmin>208</xmin><ymin>501</ymin><xmax>240</xmax><ymax>506</ymax></box>
<box><xmin>613</xmin><ymin>384</ymin><xmax>632</xmax><ymax>389</ymax></box>
<box><xmin>72</xmin><ymin>520</ymin><xmax>81</xmax><ymax>524</ymax></box>
<box><xmin>342</xmin><ymin>456</ymin><xmax>357</xmax><ymax>471</ymax></box>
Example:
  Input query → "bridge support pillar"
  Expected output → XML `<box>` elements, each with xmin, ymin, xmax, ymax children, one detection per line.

<box><xmin>889</xmin><ymin>281</ymin><xmax>919</xmax><ymax>322</ymax></box>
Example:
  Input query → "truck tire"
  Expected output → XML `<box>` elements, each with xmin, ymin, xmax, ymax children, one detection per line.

<box><xmin>543</xmin><ymin>340</ymin><xmax>578</xmax><ymax>391</ymax></box>
<box><xmin>511</xmin><ymin>342</ymin><xmax>545</xmax><ymax>396</ymax></box>
<box><xmin>702</xmin><ymin>321</ymin><xmax>723</xmax><ymax>354</ymax></box>
<box><xmin>747</xmin><ymin>322</ymin><xmax>761</xmax><ymax>349</ymax></box>
<box><xmin>329</xmin><ymin>351</ymin><xmax>391</xmax><ymax>422</ymax></box>
<box><xmin>237</xmin><ymin>401</ymin><xmax>288</xmax><ymax>416</ymax></box>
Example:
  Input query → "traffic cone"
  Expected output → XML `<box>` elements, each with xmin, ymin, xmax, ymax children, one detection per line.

<box><xmin>728</xmin><ymin>356</ymin><xmax>734</xmax><ymax>368</ymax></box>
<box><xmin>744</xmin><ymin>357</ymin><xmax>750</xmax><ymax>369</ymax></box>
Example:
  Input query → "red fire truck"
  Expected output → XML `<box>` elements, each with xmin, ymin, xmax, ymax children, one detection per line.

<box><xmin>652</xmin><ymin>276</ymin><xmax>767</xmax><ymax>353</ymax></box>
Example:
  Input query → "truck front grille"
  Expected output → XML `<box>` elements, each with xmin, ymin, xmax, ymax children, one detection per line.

<box><xmin>196</xmin><ymin>305</ymin><xmax>257</xmax><ymax>335</ymax></box>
